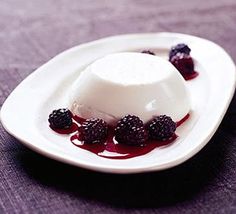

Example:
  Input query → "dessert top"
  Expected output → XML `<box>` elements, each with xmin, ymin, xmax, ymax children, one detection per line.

<box><xmin>88</xmin><ymin>52</ymin><xmax>174</xmax><ymax>85</ymax></box>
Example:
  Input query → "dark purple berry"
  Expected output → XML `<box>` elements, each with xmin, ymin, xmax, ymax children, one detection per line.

<box><xmin>115</xmin><ymin>115</ymin><xmax>148</xmax><ymax>146</ymax></box>
<box><xmin>141</xmin><ymin>50</ymin><xmax>155</xmax><ymax>55</ymax></box>
<box><xmin>48</xmin><ymin>108</ymin><xmax>73</xmax><ymax>129</ymax></box>
<box><xmin>169</xmin><ymin>43</ymin><xmax>191</xmax><ymax>60</ymax></box>
<box><xmin>147</xmin><ymin>115</ymin><xmax>176</xmax><ymax>141</ymax></box>
<box><xmin>170</xmin><ymin>53</ymin><xmax>194</xmax><ymax>76</ymax></box>
<box><xmin>79</xmin><ymin>118</ymin><xmax>108</xmax><ymax>144</ymax></box>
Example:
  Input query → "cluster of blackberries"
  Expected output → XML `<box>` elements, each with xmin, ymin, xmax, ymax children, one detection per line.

<box><xmin>114</xmin><ymin>115</ymin><xmax>148</xmax><ymax>146</ymax></box>
<box><xmin>48</xmin><ymin>108</ymin><xmax>72</xmax><ymax>129</ymax></box>
<box><xmin>48</xmin><ymin>109</ymin><xmax>176</xmax><ymax>146</ymax></box>
<box><xmin>169</xmin><ymin>43</ymin><xmax>195</xmax><ymax>77</ymax></box>
<box><xmin>115</xmin><ymin>114</ymin><xmax>176</xmax><ymax>145</ymax></box>
<box><xmin>141</xmin><ymin>44</ymin><xmax>195</xmax><ymax>78</ymax></box>
<box><xmin>78</xmin><ymin>118</ymin><xmax>108</xmax><ymax>144</ymax></box>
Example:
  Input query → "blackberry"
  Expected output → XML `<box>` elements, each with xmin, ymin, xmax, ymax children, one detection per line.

<box><xmin>170</xmin><ymin>53</ymin><xmax>194</xmax><ymax>76</ymax></box>
<box><xmin>115</xmin><ymin>115</ymin><xmax>148</xmax><ymax>145</ymax></box>
<box><xmin>169</xmin><ymin>43</ymin><xmax>191</xmax><ymax>60</ymax></box>
<box><xmin>48</xmin><ymin>108</ymin><xmax>72</xmax><ymax>129</ymax></box>
<box><xmin>79</xmin><ymin>118</ymin><xmax>108</xmax><ymax>144</ymax></box>
<box><xmin>147</xmin><ymin>115</ymin><xmax>176</xmax><ymax>140</ymax></box>
<box><xmin>141</xmin><ymin>50</ymin><xmax>155</xmax><ymax>55</ymax></box>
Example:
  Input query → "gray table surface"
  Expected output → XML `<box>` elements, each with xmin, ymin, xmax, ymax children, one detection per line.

<box><xmin>1</xmin><ymin>0</ymin><xmax>236</xmax><ymax>213</ymax></box>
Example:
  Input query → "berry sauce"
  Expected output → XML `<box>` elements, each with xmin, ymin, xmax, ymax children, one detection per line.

<box><xmin>71</xmin><ymin>131</ymin><xmax>177</xmax><ymax>159</ymax></box>
<box><xmin>183</xmin><ymin>71</ymin><xmax>199</xmax><ymax>81</ymax></box>
<box><xmin>176</xmin><ymin>113</ymin><xmax>190</xmax><ymax>126</ymax></box>
<box><xmin>69</xmin><ymin>114</ymin><xmax>190</xmax><ymax>159</ymax></box>
<box><xmin>50</xmin><ymin>123</ymin><xmax>78</xmax><ymax>134</ymax></box>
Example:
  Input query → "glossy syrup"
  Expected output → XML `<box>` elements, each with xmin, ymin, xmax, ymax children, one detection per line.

<box><xmin>50</xmin><ymin>123</ymin><xmax>78</xmax><ymax>134</ymax></box>
<box><xmin>184</xmin><ymin>71</ymin><xmax>199</xmax><ymax>80</ymax></box>
<box><xmin>69</xmin><ymin>114</ymin><xmax>190</xmax><ymax>159</ymax></box>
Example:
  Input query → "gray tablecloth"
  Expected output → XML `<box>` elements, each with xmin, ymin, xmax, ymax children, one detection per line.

<box><xmin>1</xmin><ymin>0</ymin><xmax>236</xmax><ymax>213</ymax></box>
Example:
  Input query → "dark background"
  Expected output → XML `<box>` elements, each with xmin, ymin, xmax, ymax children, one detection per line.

<box><xmin>0</xmin><ymin>0</ymin><xmax>236</xmax><ymax>213</ymax></box>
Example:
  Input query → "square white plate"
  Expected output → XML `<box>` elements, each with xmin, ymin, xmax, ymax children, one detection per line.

<box><xmin>1</xmin><ymin>33</ymin><xmax>235</xmax><ymax>173</ymax></box>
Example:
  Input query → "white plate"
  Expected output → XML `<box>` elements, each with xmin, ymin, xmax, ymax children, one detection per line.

<box><xmin>1</xmin><ymin>33</ymin><xmax>235</xmax><ymax>174</ymax></box>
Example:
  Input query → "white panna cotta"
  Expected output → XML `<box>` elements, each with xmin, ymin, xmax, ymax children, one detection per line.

<box><xmin>69</xmin><ymin>52</ymin><xmax>190</xmax><ymax>125</ymax></box>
